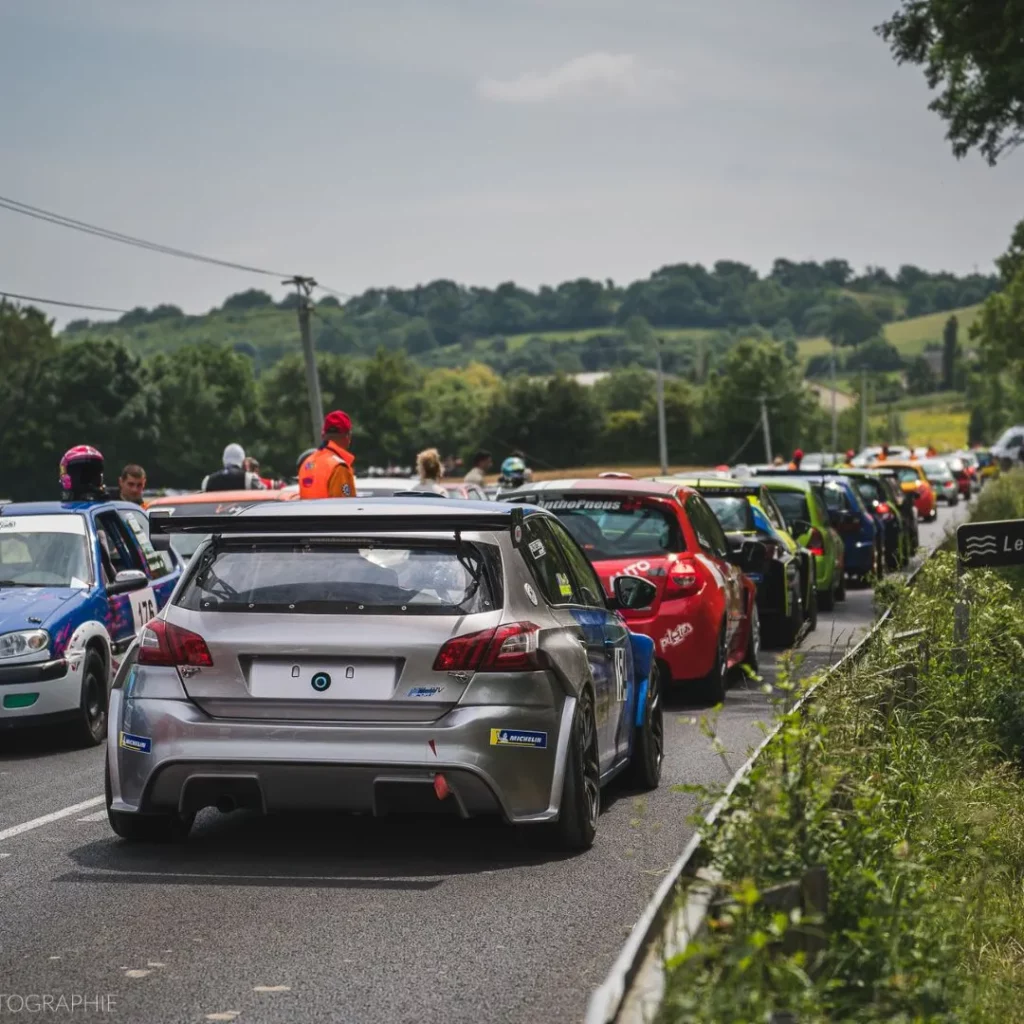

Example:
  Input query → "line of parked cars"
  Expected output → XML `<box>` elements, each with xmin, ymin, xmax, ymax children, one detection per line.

<box><xmin>0</xmin><ymin>446</ymin><xmax>967</xmax><ymax>853</ymax></box>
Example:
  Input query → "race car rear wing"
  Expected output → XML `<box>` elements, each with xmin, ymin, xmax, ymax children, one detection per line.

<box><xmin>689</xmin><ymin>485</ymin><xmax>761</xmax><ymax>498</ymax></box>
<box><xmin>147</xmin><ymin>505</ymin><xmax>528</xmax><ymax>550</ymax></box>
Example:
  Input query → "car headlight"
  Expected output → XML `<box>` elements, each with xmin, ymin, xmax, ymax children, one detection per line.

<box><xmin>0</xmin><ymin>629</ymin><xmax>50</xmax><ymax>660</ymax></box>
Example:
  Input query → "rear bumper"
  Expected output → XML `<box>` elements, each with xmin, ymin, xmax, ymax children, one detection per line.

<box><xmin>844</xmin><ymin>538</ymin><xmax>875</xmax><ymax>575</ymax></box>
<box><xmin>107</xmin><ymin>691</ymin><xmax>574</xmax><ymax>825</ymax></box>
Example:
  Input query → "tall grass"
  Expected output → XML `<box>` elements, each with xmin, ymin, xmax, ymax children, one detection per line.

<box><xmin>659</xmin><ymin>481</ymin><xmax>1024</xmax><ymax>1022</ymax></box>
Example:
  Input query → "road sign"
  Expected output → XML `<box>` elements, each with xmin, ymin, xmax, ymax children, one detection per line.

<box><xmin>956</xmin><ymin>518</ymin><xmax>1024</xmax><ymax>569</ymax></box>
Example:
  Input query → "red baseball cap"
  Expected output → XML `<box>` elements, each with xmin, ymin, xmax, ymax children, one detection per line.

<box><xmin>322</xmin><ymin>410</ymin><xmax>351</xmax><ymax>436</ymax></box>
<box><xmin>793</xmin><ymin>449</ymin><xmax>804</xmax><ymax>460</ymax></box>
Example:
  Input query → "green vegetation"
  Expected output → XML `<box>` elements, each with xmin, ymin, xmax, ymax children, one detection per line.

<box><xmin>59</xmin><ymin>260</ymin><xmax>996</xmax><ymax>378</ymax></box>
<box><xmin>659</xmin><ymin>474</ymin><xmax>1024</xmax><ymax>1022</ymax></box>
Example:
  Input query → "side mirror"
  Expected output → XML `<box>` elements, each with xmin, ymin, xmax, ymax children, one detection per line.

<box><xmin>611</xmin><ymin>575</ymin><xmax>658</xmax><ymax>611</ymax></box>
<box><xmin>107</xmin><ymin>569</ymin><xmax>149</xmax><ymax>595</ymax></box>
<box><xmin>730</xmin><ymin>539</ymin><xmax>767</xmax><ymax>575</ymax></box>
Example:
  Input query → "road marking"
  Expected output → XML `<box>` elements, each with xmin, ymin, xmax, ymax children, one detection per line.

<box><xmin>77</xmin><ymin>809</ymin><xmax>108</xmax><ymax>823</ymax></box>
<box><xmin>0</xmin><ymin>796</ymin><xmax>104</xmax><ymax>843</ymax></box>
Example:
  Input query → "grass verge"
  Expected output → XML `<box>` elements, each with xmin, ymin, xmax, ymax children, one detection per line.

<box><xmin>660</xmin><ymin>472</ymin><xmax>1024</xmax><ymax>1022</ymax></box>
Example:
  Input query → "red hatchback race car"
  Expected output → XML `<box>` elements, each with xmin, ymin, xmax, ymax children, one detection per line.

<box><xmin>505</xmin><ymin>479</ymin><xmax>764</xmax><ymax>703</ymax></box>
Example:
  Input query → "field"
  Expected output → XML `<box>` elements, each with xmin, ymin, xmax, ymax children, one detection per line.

<box><xmin>869</xmin><ymin>402</ymin><xmax>970</xmax><ymax>450</ymax></box>
<box><xmin>797</xmin><ymin>303</ymin><xmax>982</xmax><ymax>363</ymax></box>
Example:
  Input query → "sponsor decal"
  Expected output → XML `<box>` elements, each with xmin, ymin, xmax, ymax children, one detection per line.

<box><xmin>524</xmin><ymin>582</ymin><xmax>539</xmax><ymax>605</ymax></box>
<box><xmin>614</xmin><ymin>646</ymin><xmax>626</xmax><ymax>701</ymax></box>
<box><xmin>490</xmin><ymin>728</ymin><xmax>548</xmax><ymax>749</ymax></box>
<box><xmin>408</xmin><ymin>686</ymin><xmax>443</xmax><ymax>697</ymax></box>
<box><xmin>538</xmin><ymin>498</ymin><xmax>624</xmax><ymax>511</ymax></box>
<box><xmin>118</xmin><ymin>731</ymin><xmax>152</xmax><ymax>754</ymax></box>
<box><xmin>528</xmin><ymin>539</ymin><xmax>546</xmax><ymax>560</ymax></box>
<box><xmin>622</xmin><ymin>559</ymin><xmax>651</xmax><ymax>577</ymax></box>
<box><xmin>556</xmin><ymin>572</ymin><xmax>573</xmax><ymax>598</ymax></box>
<box><xmin>660</xmin><ymin>623</ymin><xmax>694</xmax><ymax>651</ymax></box>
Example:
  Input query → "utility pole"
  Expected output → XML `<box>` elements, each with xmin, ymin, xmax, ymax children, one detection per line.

<box><xmin>859</xmin><ymin>367</ymin><xmax>868</xmax><ymax>450</ymax></box>
<box><xmin>284</xmin><ymin>275</ymin><xmax>324</xmax><ymax>446</ymax></box>
<box><xmin>830</xmin><ymin>340</ymin><xmax>838</xmax><ymax>458</ymax></box>
<box><xmin>655</xmin><ymin>336</ymin><xmax>669</xmax><ymax>474</ymax></box>
<box><xmin>759</xmin><ymin>395</ymin><xmax>772</xmax><ymax>464</ymax></box>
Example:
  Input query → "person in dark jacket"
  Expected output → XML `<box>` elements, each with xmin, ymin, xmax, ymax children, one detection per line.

<box><xmin>201</xmin><ymin>444</ymin><xmax>265</xmax><ymax>492</ymax></box>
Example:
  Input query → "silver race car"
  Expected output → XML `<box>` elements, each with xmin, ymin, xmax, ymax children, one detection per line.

<box><xmin>105</xmin><ymin>500</ymin><xmax>663</xmax><ymax>851</ymax></box>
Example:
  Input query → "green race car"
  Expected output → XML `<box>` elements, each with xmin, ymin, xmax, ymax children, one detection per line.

<box><xmin>665</xmin><ymin>477</ymin><xmax>818</xmax><ymax>647</ymax></box>
<box><xmin>755</xmin><ymin>476</ymin><xmax>846</xmax><ymax>612</ymax></box>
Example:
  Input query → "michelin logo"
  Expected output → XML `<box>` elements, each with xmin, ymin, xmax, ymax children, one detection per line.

<box><xmin>118</xmin><ymin>731</ymin><xmax>152</xmax><ymax>754</ymax></box>
<box><xmin>490</xmin><ymin>728</ymin><xmax>547</xmax><ymax>749</ymax></box>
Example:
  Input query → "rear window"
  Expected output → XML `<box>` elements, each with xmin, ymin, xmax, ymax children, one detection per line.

<box><xmin>819</xmin><ymin>481</ymin><xmax>852</xmax><ymax>512</ymax></box>
<box><xmin>176</xmin><ymin>541</ymin><xmax>500</xmax><ymax>615</ymax></box>
<box><xmin>896</xmin><ymin>468</ymin><xmax>921</xmax><ymax>484</ymax></box>
<box><xmin>854</xmin><ymin>479</ymin><xmax>882</xmax><ymax>505</ymax></box>
<box><xmin>770</xmin><ymin>490</ymin><xmax>810</xmax><ymax>528</ymax></box>
<box><xmin>150</xmin><ymin>501</ymin><xmax>269</xmax><ymax>561</ymax></box>
<box><xmin>922</xmin><ymin>461</ymin><xmax>953</xmax><ymax>480</ymax></box>
<box><xmin>704</xmin><ymin>496</ymin><xmax>753</xmax><ymax>532</ymax></box>
<box><xmin>532</xmin><ymin>495</ymin><xmax>683</xmax><ymax>559</ymax></box>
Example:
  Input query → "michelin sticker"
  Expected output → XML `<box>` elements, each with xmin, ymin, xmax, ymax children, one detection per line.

<box><xmin>490</xmin><ymin>729</ymin><xmax>548</xmax><ymax>749</ymax></box>
<box><xmin>118</xmin><ymin>731</ymin><xmax>152</xmax><ymax>754</ymax></box>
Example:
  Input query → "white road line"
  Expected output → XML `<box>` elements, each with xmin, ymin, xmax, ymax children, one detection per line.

<box><xmin>77</xmin><ymin>809</ymin><xmax>109</xmax><ymax>823</ymax></box>
<box><xmin>0</xmin><ymin>796</ymin><xmax>104</xmax><ymax>843</ymax></box>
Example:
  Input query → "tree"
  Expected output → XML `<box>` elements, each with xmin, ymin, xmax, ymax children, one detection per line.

<box><xmin>221</xmin><ymin>289</ymin><xmax>274</xmax><ymax>312</ymax></box>
<box><xmin>906</xmin><ymin>355</ymin><xmax>938</xmax><ymax>395</ymax></box>
<box><xmin>827</xmin><ymin>300</ymin><xmax>884</xmax><ymax>347</ymax></box>
<box><xmin>877</xmin><ymin>0</ymin><xmax>1024</xmax><ymax>164</ymax></box>
<box><xmin>941</xmin><ymin>314</ymin><xmax>960</xmax><ymax>389</ymax></box>
<box><xmin>846</xmin><ymin>337</ymin><xmax>905</xmax><ymax>372</ymax></box>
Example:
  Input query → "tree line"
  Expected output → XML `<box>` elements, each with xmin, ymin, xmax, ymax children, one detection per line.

<box><xmin>1</xmin><ymin>304</ymin><xmax>850</xmax><ymax>502</ymax></box>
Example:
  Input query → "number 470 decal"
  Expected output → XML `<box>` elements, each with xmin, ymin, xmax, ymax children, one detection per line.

<box><xmin>614</xmin><ymin>647</ymin><xmax>626</xmax><ymax>702</ymax></box>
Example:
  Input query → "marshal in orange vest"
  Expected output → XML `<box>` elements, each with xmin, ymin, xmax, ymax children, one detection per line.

<box><xmin>298</xmin><ymin>441</ymin><xmax>357</xmax><ymax>499</ymax></box>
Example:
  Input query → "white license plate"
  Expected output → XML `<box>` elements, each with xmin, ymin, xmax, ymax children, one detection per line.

<box><xmin>248</xmin><ymin>659</ymin><xmax>398</xmax><ymax>701</ymax></box>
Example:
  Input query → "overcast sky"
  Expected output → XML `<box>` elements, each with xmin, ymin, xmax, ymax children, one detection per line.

<box><xmin>2</xmin><ymin>0</ymin><xmax>1020</xmax><ymax>322</ymax></box>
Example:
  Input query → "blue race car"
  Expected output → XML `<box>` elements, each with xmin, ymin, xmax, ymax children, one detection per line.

<box><xmin>0</xmin><ymin>500</ymin><xmax>181</xmax><ymax>743</ymax></box>
<box><xmin>812</xmin><ymin>475</ymin><xmax>883</xmax><ymax>582</ymax></box>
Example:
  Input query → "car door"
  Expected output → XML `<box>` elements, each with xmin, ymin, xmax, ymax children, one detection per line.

<box><xmin>92</xmin><ymin>510</ymin><xmax>158</xmax><ymax>659</ymax></box>
<box><xmin>545</xmin><ymin>517</ymin><xmax>633</xmax><ymax>766</ymax></box>
<box><xmin>520</xmin><ymin>516</ymin><xmax>620</xmax><ymax>775</ymax></box>
<box><xmin>117</xmin><ymin>507</ymin><xmax>181</xmax><ymax>609</ymax></box>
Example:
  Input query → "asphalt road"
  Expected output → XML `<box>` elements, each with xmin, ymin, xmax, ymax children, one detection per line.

<box><xmin>0</xmin><ymin>502</ymin><xmax>969</xmax><ymax>1024</ymax></box>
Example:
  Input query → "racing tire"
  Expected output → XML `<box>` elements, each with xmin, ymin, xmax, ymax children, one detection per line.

<box><xmin>699</xmin><ymin>626</ymin><xmax>728</xmax><ymax>706</ymax></box>
<box><xmin>805</xmin><ymin>585</ymin><xmax>818</xmax><ymax>633</ymax></box>
<box><xmin>105</xmin><ymin>761</ymin><xmax>194</xmax><ymax>843</ymax></box>
<box><xmin>772</xmin><ymin>587</ymin><xmax>802</xmax><ymax>649</ymax></box>
<box><xmin>71</xmin><ymin>648</ymin><xmax>108</xmax><ymax>748</ymax></box>
<box><xmin>626</xmin><ymin>663</ymin><xmax>664</xmax><ymax>792</ymax></box>
<box><xmin>742</xmin><ymin>604</ymin><xmax>760</xmax><ymax>673</ymax></box>
<box><xmin>545</xmin><ymin>688</ymin><xmax>600</xmax><ymax>852</ymax></box>
<box><xmin>836</xmin><ymin>568</ymin><xmax>847</xmax><ymax>602</ymax></box>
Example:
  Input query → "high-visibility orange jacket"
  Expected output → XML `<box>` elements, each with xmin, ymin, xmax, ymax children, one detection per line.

<box><xmin>298</xmin><ymin>441</ymin><xmax>357</xmax><ymax>499</ymax></box>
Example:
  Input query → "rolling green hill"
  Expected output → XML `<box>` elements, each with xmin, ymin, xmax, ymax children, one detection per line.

<box><xmin>797</xmin><ymin>303</ymin><xmax>983</xmax><ymax>363</ymax></box>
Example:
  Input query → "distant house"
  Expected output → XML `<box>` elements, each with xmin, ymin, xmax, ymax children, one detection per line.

<box><xmin>805</xmin><ymin>381</ymin><xmax>856</xmax><ymax>411</ymax></box>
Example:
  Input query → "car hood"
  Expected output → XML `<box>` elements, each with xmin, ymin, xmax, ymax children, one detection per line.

<box><xmin>0</xmin><ymin>587</ymin><xmax>84</xmax><ymax>634</ymax></box>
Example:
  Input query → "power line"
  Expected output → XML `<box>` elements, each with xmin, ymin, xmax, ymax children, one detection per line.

<box><xmin>0</xmin><ymin>290</ymin><xmax>131</xmax><ymax>314</ymax></box>
<box><xmin>0</xmin><ymin>194</ymin><xmax>293</xmax><ymax>279</ymax></box>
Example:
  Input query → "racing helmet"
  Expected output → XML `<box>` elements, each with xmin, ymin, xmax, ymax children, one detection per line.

<box><xmin>500</xmin><ymin>456</ymin><xmax>527</xmax><ymax>485</ymax></box>
<box><xmin>60</xmin><ymin>445</ymin><xmax>105</xmax><ymax>502</ymax></box>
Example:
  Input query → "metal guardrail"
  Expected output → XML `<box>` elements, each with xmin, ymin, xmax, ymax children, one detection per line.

<box><xmin>585</xmin><ymin>549</ymin><xmax>938</xmax><ymax>1024</ymax></box>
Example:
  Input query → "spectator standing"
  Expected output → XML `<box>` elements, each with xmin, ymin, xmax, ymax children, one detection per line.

<box><xmin>415</xmin><ymin>448</ymin><xmax>448</xmax><ymax>496</ymax></box>
<box><xmin>117</xmin><ymin>464</ymin><xmax>146</xmax><ymax>504</ymax></box>
<box><xmin>463</xmin><ymin>450</ymin><xmax>492</xmax><ymax>486</ymax></box>
<box><xmin>202</xmin><ymin>444</ymin><xmax>266</xmax><ymax>492</ymax></box>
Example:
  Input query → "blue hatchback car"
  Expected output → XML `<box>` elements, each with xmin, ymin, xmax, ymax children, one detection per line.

<box><xmin>0</xmin><ymin>500</ymin><xmax>181</xmax><ymax>743</ymax></box>
<box><xmin>813</xmin><ymin>476</ymin><xmax>882</xmax><ymax>581</ymax></box>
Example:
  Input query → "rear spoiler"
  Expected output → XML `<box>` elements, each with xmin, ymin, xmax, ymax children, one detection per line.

<box><xmin>691</xmin><ymin>485</ymin><xmax>760</xmax><ymax>498</ymax></box>
<box><xmin>750</xmin><ymin>468</ymin><xmax>842</xmax><ymax>477</ymax></box>
<box><xmin>147</xmin><ymin>506</ymin><xmax>528</xmax><ymax>550</ymax></box>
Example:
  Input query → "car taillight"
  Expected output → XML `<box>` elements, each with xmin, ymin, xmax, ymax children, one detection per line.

<box><xmin>808</xmin><ymin>527</ymin><xmax>826</xmax><ymax>557</ymax></box>
<box><xmin>433</xmin><ymin>622</ymin><xmax>541</xmax><ymax>673</ymax></box>
<box><xmin>876</xmin><ymin>502</ymin><xmax>891</xmax><ymax>515</ymax></box>
<box><xmin>137</xmin><ymin>619</ymin><xmax>213</xmax><ymax>667</ymax></box>
<box><xmin>665</xmin><ymin>563</ymin><xmax>700</xmax><ymax>597</ymax></box>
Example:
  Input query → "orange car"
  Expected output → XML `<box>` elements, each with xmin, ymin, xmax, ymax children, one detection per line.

<box><xmin>144</xmin><ymin>489</ymin><xmax>296</xmax><ymax>562</ymax></box>
<box><xmin>872</xmin><ymin>461</ymin><xmax>936</xmax><ymax>521</ymax></box>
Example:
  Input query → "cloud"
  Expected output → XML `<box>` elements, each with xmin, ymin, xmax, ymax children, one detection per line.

<box><xmin>477</xmin><ymin>51</ymin><xmax>675</xmax><ymax>104</ymax></box>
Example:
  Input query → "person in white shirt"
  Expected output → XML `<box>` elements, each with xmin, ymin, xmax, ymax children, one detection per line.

<box><xmin>415</xmin><ymin>448</ymin><xmax>449</xmax><ymax>496</ymax></box>
<box><xmin>463</xmin><ymin>449</ymin><xmax>492</xmax><ymax>486</ymax></box>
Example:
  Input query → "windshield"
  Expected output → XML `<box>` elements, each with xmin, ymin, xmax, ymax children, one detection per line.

<box><xmin>768</xmin><ymin>490</ymin><xmax>810</xmax><ymax>529</ymax></box>
<box><xmin>176</xmin><ymin>541</ymin><xmax>499</xmax><ymax>615</ymax></box>
<box><xmin>922</xmin><ymin>461</ymin><xmax>953</xmax><ymax>480</ymax></box>
<box><xmin>704</xmin><ymin>496</ymin><xmax>753</xmax><ymax>532</ymax></box>
<box><xmin>0</xmin><ymin>515</ymin><xmax>92</xmax><ymax>587</ymax></box>
<box><xmin>536</xmin><ymin>496</ymin><xmax>683</xmax><ymax>559</ymax></box>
